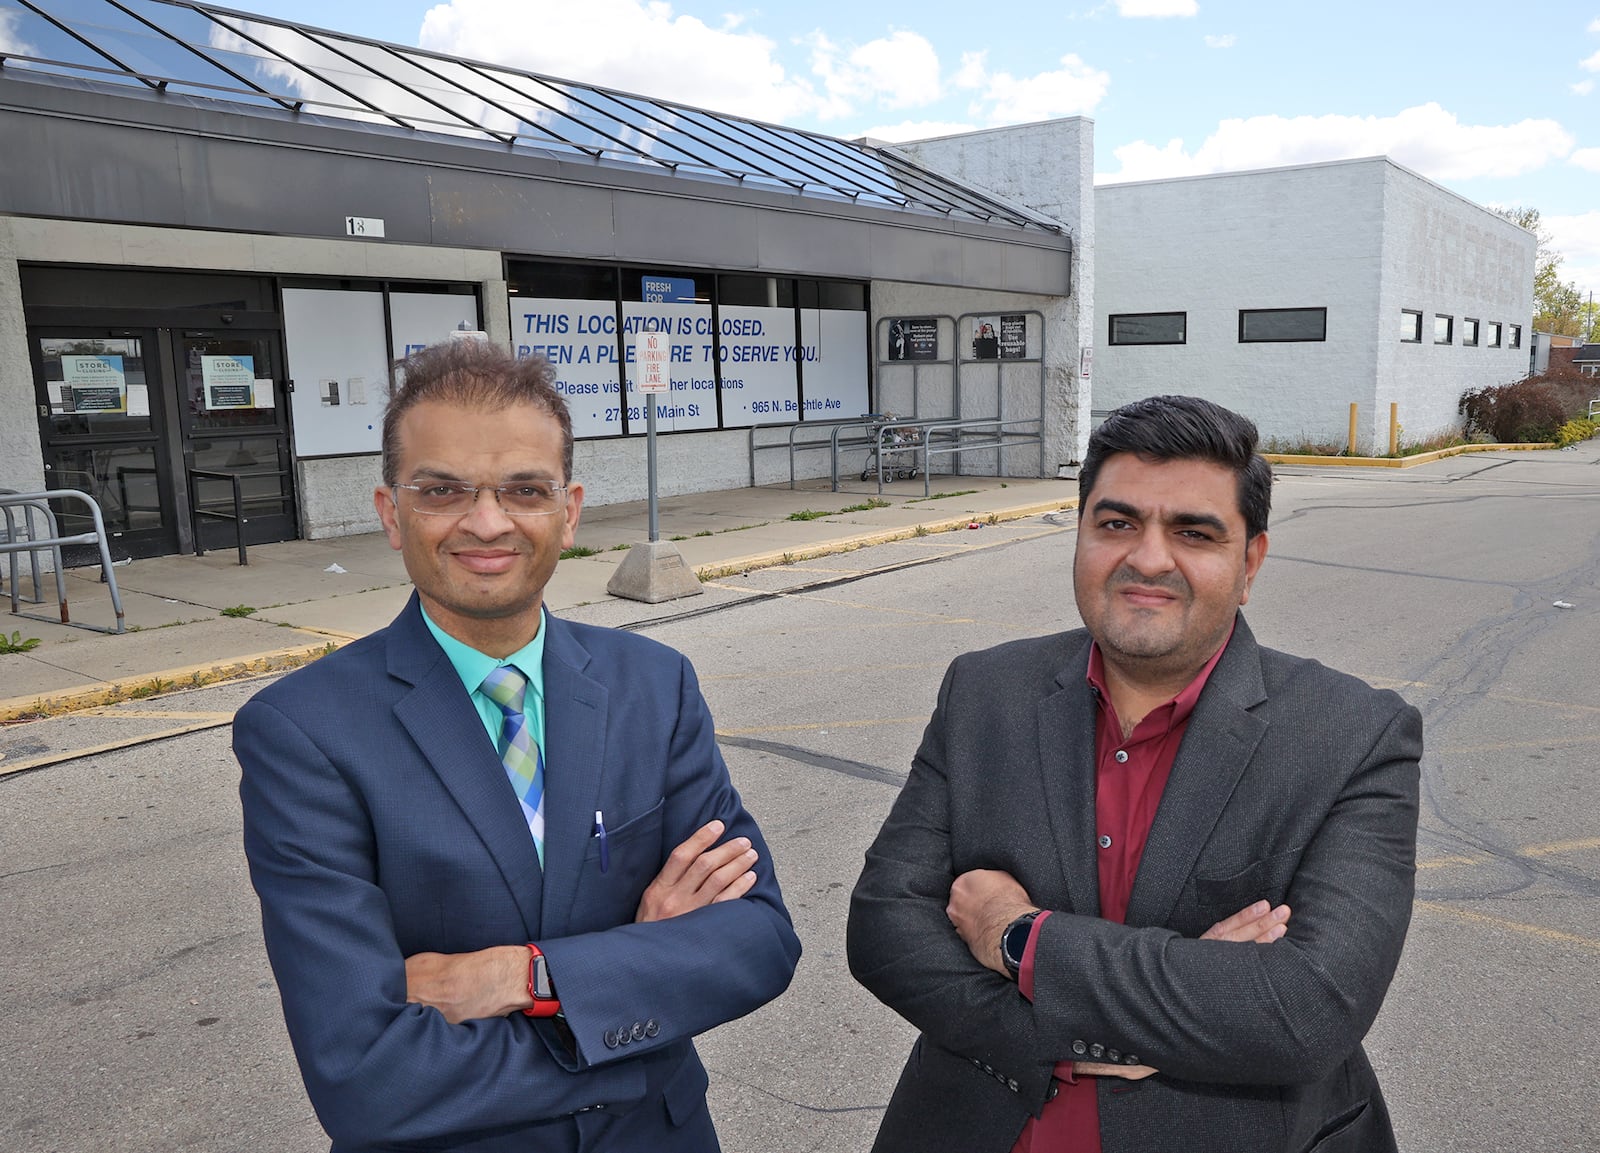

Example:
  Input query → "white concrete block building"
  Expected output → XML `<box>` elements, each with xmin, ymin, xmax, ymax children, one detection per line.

<box><xmin>1092</xmin><ymin>157</ymin><xmax>1536</xmax><ymax>451</ymax></box>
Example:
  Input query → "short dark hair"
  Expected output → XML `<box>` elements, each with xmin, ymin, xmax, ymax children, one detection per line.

<box><xmin>381</xmin><ymin>341</ymin><xmax>573</xmax><ymax>485</ymax></box>
<box><xmin>1078</xmin><ymin>395</ymin><xmax>1272</xmax><ymax>538</ymax></box>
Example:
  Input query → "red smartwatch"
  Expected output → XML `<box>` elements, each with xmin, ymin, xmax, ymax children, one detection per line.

<box><xmin>523</xmin><ymin>943</ymin><xmax>562</xmax><ymax>1018</ymax></box>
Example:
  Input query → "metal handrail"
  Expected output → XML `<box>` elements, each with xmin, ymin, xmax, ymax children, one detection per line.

<box><xmin>747</xmin><ymin>416</ymin><xmax>884</xmax><ymax>492</ymax></box>
<box><xmin>0</xmin><ymin>489</ymin><xmax>126</xmax><ymax>634</ymax></box>
<box><xmin>864</xmin><ymin>417</ymin><xmax>1043</xmax><ymax>496</ymax></box>
<box><xmin>189</xmin><ymin>467</ymin><xmax>290</xmax><ymax>567</ymax></box>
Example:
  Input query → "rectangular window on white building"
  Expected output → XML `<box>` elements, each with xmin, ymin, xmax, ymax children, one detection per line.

<box><xmin>1108</xmin><ymin>312</ymin><xmax>1186</xmax><ymax>345</ymax></box>
<box><xmin>1463</xmin><ymin>318</ymin><xmax>1480</xmax><ymax>347</ymax></box>
<box><xmin>1434</xmin><ymin>314</ymin><xmax>1453</xmax><ymax>344</ymax></box>
<box><xmin>1509</xmin><ymin>324</ymin><xmax>1522</xmax><ymax>348</ymax></box>
<box><xmin>1486</xmin><ymin>322</ymin><xmax>1502</xmax><ymax>347</ymax></box>
<box><xmin>1400</xmin><ymin>309</ymin><xmax>1423</xmax><ymax>342</ymax></box>
<box><xmin>1238</xmin><ymin>308</ymin><xmax>1326</xmax><ymax>343</ymax></box>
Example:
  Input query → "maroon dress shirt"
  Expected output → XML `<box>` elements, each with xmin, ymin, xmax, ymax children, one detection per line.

<box><xmin>1010</xmin><ymin>632</ymin><xmax>1231</xmax><ymax>1153</ymax></box>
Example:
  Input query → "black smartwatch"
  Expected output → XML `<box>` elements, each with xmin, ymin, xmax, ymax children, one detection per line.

<box><xmin>1000</xmin><ymin>911</ymin><xmax>1040</xmax><ymax>981</ymax></box>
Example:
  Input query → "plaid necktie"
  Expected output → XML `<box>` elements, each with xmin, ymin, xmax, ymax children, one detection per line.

<box><xmin>479</xmin><ymin>664</ymin><xmax>545</xmax><ymax>865</ymax></box>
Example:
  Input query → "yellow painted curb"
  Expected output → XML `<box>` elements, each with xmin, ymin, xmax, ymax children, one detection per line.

<box><xmin>694</xmin><ymin>498</ymin><xmax>1079</xmax><ymax>580</ymax></box>
<box><xmin>0</xmin><ymin>639</ymin><xmax>346</xmax><ymax>723</ymax></box>
<box><xmin>1265</xmin><ymin>442</ymin><xmax>1556</xmax><ymax>469</ymax></box>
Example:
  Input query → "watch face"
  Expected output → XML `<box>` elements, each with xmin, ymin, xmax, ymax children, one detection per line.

<box><xmin>532</xmin><ymin>956</ymin><xmax>554</xmax><ymax>999</ymax></box>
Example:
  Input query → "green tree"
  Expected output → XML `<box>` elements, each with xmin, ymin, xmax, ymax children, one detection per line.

<box><xmin>1495</xmin><ymin>206</ymin><xmax>1588</xmax><ymax>337</ymax></box>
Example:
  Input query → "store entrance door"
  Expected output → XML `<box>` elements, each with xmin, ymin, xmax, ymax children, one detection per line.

<box><xmin>175</xmin><ymin>330</ymin><xmax>298</xmax><ymax>553</ymax></box>
<box><xmin>30</xmin><ymin>330</ymin><xmax>179</xmax><ymax>561</ymax></box>
<box><xmin>28</xmin><ymin>327</ymin><xmax>298</xmax><ymax>560</ymax></box>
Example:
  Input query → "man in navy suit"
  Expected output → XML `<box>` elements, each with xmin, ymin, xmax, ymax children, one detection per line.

<box><xmin>237</xmin><ymin>340</ymin><xmax>800</xmax><ymax>1152</ymax></box>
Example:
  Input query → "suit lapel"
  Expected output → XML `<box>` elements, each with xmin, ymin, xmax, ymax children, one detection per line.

<box><xmin>1125</xmin><ymin>616</ymin><xmax>1269</xmax><ymax>929</ymax></box>
<box><xmin>1036</xmin><ymin>633</ymin><xmax>1100</xmax><ymax>918</ymax></box>
<box><xmin>387</xmin><ymin>597</ymin><xmax>545</xmax><ymax>939</ymax></box>
<box><xmin>538</xmin><ymin>615</ymin><xmax>610</xmax><ymax>937</ymax></box>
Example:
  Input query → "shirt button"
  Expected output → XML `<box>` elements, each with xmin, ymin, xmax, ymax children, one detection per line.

<box><xmin>1114</xmin><ymin>749</ymin><xmax>1129</xmax><ymax>764</ymax></box>
<box><xmin>1098</xmin><ymin>834</ymin><xmax>1113</xmax><ymax>849</ymax></box>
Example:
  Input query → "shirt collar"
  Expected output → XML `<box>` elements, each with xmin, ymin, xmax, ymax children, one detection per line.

<box><xmin>421</xmin><ymin>604</ymin><xmax>548</xmax><ymax>701</ymax></box>
<box><xmin>1086</xmin><ymin>617</ymin><xmax>1236</xmax><ymax>735</ymax></box>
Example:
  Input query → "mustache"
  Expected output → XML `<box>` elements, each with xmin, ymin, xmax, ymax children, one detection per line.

<box><xmin>1108</xmin><ymin>567</ymin><xmax>1189</xmax><ymax>596</ymax></box>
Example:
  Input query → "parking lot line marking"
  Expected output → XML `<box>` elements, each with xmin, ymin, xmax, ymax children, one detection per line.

<box><xmin>77</xmin><ymin>709</ymin><xmax>235</xmax><ymax>721</ymax></box>
<box><xmin>0</xmin><ymin>719</ymin><xmax>235</xmax><ymax>776</ymax></box>
<box><xmin>1414</xmin><ymin>900</ymin><xmax>1600</xmax><ymax>953</ymax></box>
<box><xmin>717</xmin><ymin>717</ymin><xmax>926</xmax><ymax>737</ymax></box>
<box><xmin>1521</xmin><ymin>837</ymin><xmax>1600</xmax><ymax>858</ymax></box>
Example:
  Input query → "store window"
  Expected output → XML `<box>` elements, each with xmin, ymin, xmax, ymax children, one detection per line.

<box><xmin>505</xmin><ymin>260</ymin><xmax>869</xmax><ymax>438</ymax></box>
<box><xmin>1238</xmin><ymin>308</ymin><xmax>1326</xmax><ymax>343</ymax></box>
<box><xmin>1108</xmin><ymin>312</ymin><xmax>1186</xmax><ymax>345</ymax></box>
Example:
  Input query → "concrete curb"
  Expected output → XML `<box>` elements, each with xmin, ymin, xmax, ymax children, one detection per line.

<box><xmin>1265</xmin><ymin>442</ymin><xmax>1556</xmax><ymax>469</ymax></box>
<box><xmin>0</xmin><ymin>641</ymin><xmax>344</xmax><ymax>723</ymax></box>
<box><xmin>692</xmin><ymin>498</ymin><xmax>1078</xmax><ymax>579</ymax></box>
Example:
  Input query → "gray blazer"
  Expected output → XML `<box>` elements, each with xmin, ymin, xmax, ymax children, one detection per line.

<box><xmin>848</xmin><ymin>617</ymin><xmax>1421</xmax><ymax>1153</ymax></box>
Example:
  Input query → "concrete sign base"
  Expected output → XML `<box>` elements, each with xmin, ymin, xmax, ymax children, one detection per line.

<box><xmin>605</xmin><ymin>540</ymin><xmax>704</xmax><ymax>604</ymax></box>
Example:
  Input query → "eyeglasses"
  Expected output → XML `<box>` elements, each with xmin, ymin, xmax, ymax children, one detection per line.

<box><xmin>392</xmin><ymin>480</ymin><xmax>569</xmax><ymax>517</ymax></box>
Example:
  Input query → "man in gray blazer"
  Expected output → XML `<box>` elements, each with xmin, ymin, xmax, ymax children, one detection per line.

<box><xmin>848</xmin><ymin>395</ymin><xmax>1421</xmax><ymax>1153</ymax></box>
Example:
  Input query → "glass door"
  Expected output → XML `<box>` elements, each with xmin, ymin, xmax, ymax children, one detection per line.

<box><xmin>30</xmin><ymin>331</ymin><xmax>178</xmax><ymax>560</ymax></box>
<box><xmin>176</xmin><ymin>331</ymin><xmax>299</xmax><ymax>551</ymax></box>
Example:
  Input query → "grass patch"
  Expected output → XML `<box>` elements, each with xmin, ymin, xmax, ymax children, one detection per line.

<box><xmin>220</xmin><ymin>605</ymin><xmax>257</xmax><ymax>618</ymax></box>
<box><xmin>694</xmin><ymin>530</ymin><xmax>713</xmax><ymax>537</ymax></box>
<box><xmin>717</xmin><ymin>521</ymin><xmax>767</xmax><ymax>533</ymax></box>
<box><xmin>610</xmin><ymin>543</ymin><xmax>631</xmax><ymax>551</ymax></box>
<box><xmin>786</xmin><ymin>509</ymin><xmax>836</xmax><ymax>522</ymax></box>
<box><xmin>560</xmin><ymin>546</ymin><xmax>600</xmax><ymax>559</ymax></box>
<box><xmin>913</xmin><ymin>524</ymin><xmax>930</xmax><ymax>537</ymax></box>
<box><xmin>1</xmin><ymin>630</ymin><xmax>42</xmax><ymax>654</ymax></box>
<box><xmin>907</xmin><ymin>489</ymin><xmax>978</xmax><ymax>503</ymax></box>
<box><xmin>838</xmin><ymin>498</ymin><xmax>891</xmax><ymax>513</ymax></box>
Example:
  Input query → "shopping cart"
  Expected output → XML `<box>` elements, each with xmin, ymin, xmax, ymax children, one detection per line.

<box><xmin>860</xmin><ymin>414</ymin><xmax>923</xmax><ymax>482</ymax></box>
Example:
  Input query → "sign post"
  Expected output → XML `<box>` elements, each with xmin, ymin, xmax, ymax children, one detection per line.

<box><xmin>637</xmin><ymin>330</ymin><xmax>671</xmax><ymax>543</ymax></box>
<box><xmin>606</xmin><ymin>328</ymin><xmax>702</xmax><ymax>603</ymax></box>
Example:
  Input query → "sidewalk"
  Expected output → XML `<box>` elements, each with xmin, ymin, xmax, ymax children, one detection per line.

<box><xmin>0</xmin><ymin>476</ymin><xmax>1079</xmax><ymax>721</ymax></box>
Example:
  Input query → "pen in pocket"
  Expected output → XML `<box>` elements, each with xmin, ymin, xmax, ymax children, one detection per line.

<box><xmin>593</xmin><ymin>809</ymin><xmax>609</xmax><ymax>873</ymax></box>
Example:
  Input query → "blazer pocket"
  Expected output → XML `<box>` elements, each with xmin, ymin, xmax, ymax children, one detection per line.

<box><xmin>571</xmin><ymin>798</ymin><xmax>666</xmax><ymax>930</ymax></box>
<box><xmin>1301</xmin><ymin>1099</ymin><xmax>1371</xmax><ymax>1153</ymax></box>
<box><xmin>1192</xmin><ymin>847</ymin><xmax>1302</xmax><ymax>913</ymax></box>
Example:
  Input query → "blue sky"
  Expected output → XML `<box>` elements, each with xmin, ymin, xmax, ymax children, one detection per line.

<box><xmin>213</xmin><ymin>0</ymin><xmax>1600</xmax><ymax>299</ymax></box>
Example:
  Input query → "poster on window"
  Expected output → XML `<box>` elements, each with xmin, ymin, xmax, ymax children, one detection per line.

<box><xmin>800</xmin><ymin>310</ymin><xmax>869</xmax><ymax>419</ymax></box>
<box><xmin>621</xmin><ymin>301</ymin><xmax>719</xmax><ymax>434</ymax></box>
<box><xmin>717</xmin><ymin>305</ymin><xmax>799</xmax><ymax>427</ymax></box>
<box><xmin>202</xmin><ymin>355</ymin><xmax>258</xmax><ymax>409</ymax></box>
<box><xmin>512</xmin><ymin>297</ymin><xmax>628</xmax><ymax>439</ymax></box>
<box><xmin>60</xmin><ymin>354</ymin><xmax>127</xmax><ymax>413</ymax></box>
<box><xmin>972</xmin><ymin>314</ymin><xmax>1027</xmax><ymax>360</ymax></box>
<box><xmin>886</xmin><ymin>317</ymin><xmax>938</xmax><ymax>361</ymax></box>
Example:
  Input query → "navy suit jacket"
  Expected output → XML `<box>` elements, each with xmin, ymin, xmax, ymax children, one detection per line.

<box><xmin>237</xmin><ymin>596</ymin><xmax>800</xmax><ymax>1152</ymax></box>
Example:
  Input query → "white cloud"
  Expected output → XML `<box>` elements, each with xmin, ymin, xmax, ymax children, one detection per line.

<box><xmin>0</xmin><ymin>10</ymin><xmax>36</xmax><ymax>55</ymax></box>
<box><xmin>1589</xmin><ymin>16</ymin><xmax>1600</xmax><ymax>32</ymax></box>
<box><xmin>1571</xmin><ymin>147</ymin><xmax>1600</xmax><ymax>171</ymax></box>
<box><xmin>1545</xmin><ymin>210</ymin><xmax>1600</xmax><ymax>298</ymax></box>
<box><xmin>1203</xmin><ymin>33</ymin><xmax>1236</xmax><ymax>48</ymax></box>
<box><xmin>1582</xmin><ymin>48</ymin><xmax>1600</xmax><ymax>71</ymax></box>
<box><xmin>1099</xmin><ymin>103</ymin><xmax>1575</xmax><ymax>183</ymax></box>
<box><xmin>1574</xmin><ymin>79</ymin><xmax>1596</xmax><ymax>95</ymax></box>
<box><xmin>418</xmin><ymin>0</ymin><xmax>826</xmax><ymax>123</ymax></box>
<box><xmin>953</xmin><ymin>50</ymin><xmax>989</xmax><ymax>90</ymax></box>
<box><xmin>961</xmin><ymin>52</ymin><xmax>1111</xmax><ymax>123</ymax></box>
<box><xmin>1115</xmin><ymin>0</ymin><xmax>1199</xmax><ymax>16</ymax></box>
<box><xmin>858</xmin><ymin>119</ymin><xmax>982</xmax><ymax>143</ymax></box>
<box><xmin>807</xmin><ymin>29</ymin><xmax>942</xmax><ymax>115</ymax></box>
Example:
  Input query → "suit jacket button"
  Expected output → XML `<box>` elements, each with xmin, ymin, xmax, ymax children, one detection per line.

<box><xmin>1107</xmin><ymin>1049</ymin><xmax>1120</xmax><ymax>1062</ymax></box>
<box><xmin>631</xmin><ymin>1021</ymin><xmax>647</xmax><ymax>1042</ymax></box>
<box><xmin>1124</xmin><ymin>1054</ymin><xmax>1140</xmax><ymax>1065</ymax></box>
<box><xmin>1047</xmin><ymin>1081</ymin><xmax>1060</xmax><ymax>1101</ymax></box>
<box><xmin>1007</xmin><ymin>1079</ymin><xmax>1019</xmax><ymax>1092</ymax></box>
<box><xmin>617</xmin><ymin>1026</ymin><xmax>633</xmax><ymax>1046</ymax></box>
<box><xmin>1089</xmin><ymin>1044</ymin><xmax>1104</xmax><ymax>1059</ymax></box>
<box><xmin>603</xmin><ymin>1030</ymin><xmax>619</xmax><ymax>1049</ymax></box>
<box><xmin>1072</xmin><ymin>1040</ymin><xmax>1087</xmax><ymax>1056</ymax></box>
<box><xmin>644</xmin><ymin>1019</ymin><xmax>660</xmax><ymax>1038</ymax></box>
